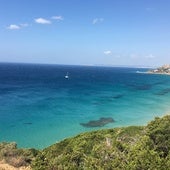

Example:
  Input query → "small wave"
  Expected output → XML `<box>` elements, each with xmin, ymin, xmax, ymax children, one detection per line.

<box><xmin>136</xmin><ymin>71</ymin><xmax>147</xmax><ymax>74</ymax></box>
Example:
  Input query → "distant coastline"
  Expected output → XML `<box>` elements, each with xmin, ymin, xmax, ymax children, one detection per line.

<box><xmin>147</xmin><ymin>64</ymin><xmax>170</xmax><ymax>75</ymax></box>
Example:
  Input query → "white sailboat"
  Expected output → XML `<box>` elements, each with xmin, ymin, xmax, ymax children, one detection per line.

<box><xmin>65</xmin><ymin>72</ymin><xmax>69</xmax><ymax>79</ymax></box>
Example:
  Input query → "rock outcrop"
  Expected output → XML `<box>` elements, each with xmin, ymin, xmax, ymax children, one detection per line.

<box><xmin>148</xmin><ymin>64</ymin><xmax>170</xmax><ymax>74</ymax></box>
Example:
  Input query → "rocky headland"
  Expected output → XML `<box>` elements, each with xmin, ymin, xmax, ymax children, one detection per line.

<box><xmin>148</xmin><ymin>64</ymin><xmax>170</xmax><ymax>75</ymax></box>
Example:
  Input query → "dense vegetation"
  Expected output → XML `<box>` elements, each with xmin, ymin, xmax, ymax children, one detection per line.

<box><xmin>1</xmin><ymin>115</ymin><xmax>170</xmax><ymax>170</ymax></box>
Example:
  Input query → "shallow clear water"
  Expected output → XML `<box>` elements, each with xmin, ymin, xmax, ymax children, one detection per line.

<box><xmin>0</xmin><ymin>63</ymin><xmax>170</xmax><ymax>148</ymax></box>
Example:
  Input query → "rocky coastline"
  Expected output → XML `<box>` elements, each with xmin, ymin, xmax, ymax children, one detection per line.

<box><xmin>148</xmin><ymin>64</ymin><xmax>170</xmax><ymax>75</ymax></box>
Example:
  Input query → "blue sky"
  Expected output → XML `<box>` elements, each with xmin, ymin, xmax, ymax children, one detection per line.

<box><xmin>0</xmin><ymin>0</ymin><xmax>170</xmax><ymax>66</ymax></box>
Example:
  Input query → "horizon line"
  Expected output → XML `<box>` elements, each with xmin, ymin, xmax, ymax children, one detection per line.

<box><xmin>0</xmin><ymin>61</ymin><xmax>156</xmax><ymax>68</ymax></box>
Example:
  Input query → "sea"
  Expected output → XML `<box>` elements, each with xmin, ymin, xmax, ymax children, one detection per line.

<box><xmin>0</xmin><ymin>63</ymin><xmax>170</xmax><ymax>149</ymax></box>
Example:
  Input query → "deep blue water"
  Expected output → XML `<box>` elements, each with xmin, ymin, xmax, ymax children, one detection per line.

<box><xmin>0</xmin><ymin>63</ymin><xmax>170</xmax><ymax>148</ymax></box>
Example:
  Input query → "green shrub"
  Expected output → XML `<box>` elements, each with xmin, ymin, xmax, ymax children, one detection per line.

<box><xmin>1</xmin><ymin>115</ymin><xmax>170</xmax><ymax>169</ymax></box>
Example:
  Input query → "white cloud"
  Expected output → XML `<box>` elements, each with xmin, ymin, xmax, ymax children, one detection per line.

<box><xmin>104</xmin><ymin>50</ymin><xmax>112</xmax><ymax>55</ymax></box>
<box><xmin>7</xmin><ymin>23</ymin><xmax>29</xmax><ymax>30</ymax></box>
<box><xmin>145</xmin><ymin>54</ymin><xmax>155</xmax><ymax>59</ymax></box>
<box><xmin>20</xmin><ymin>23</ymin><xmax>29</xmax><ymax>27</ymax></box>
<box><xmin>51</xmin><ymin>16</ymin><xmax>64</xmax><ymax>20</ymax></box>
<box><xmin>130</xmin><ymin>54</ymin><xmax>139</xmax><ymax>59</ymax></box>
<box><xmin>35</xmin><ymin>18</ymin><xmax>51</xmax><ymax>24</ymax></box>
<box><xmin>7</xmin><ymin>24</ymin><xmax>20</xmax><ymax>30</ymax></box>
<box><xmin>93</xmin><ymin>18</ymin><xmax>104</xmax><ymax>24</ymax></box>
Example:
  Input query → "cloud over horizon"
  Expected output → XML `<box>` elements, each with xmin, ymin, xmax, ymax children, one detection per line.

<box><xmin>104</xmin><ymin>50</ymin><xmax>112</xmax><ymax>55</ymax></box>
<box><xmin>35</xmin><ymin>18</ymin><xmax>51</xmax><ymax>24</ymax></box>
<box><xmin>145</xmin><ymin>54</ymin><xmax>156</xmax><ymax>59</ymax></box>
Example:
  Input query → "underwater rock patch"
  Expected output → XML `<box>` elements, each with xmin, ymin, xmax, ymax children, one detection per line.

<box><xmin>80</xmin><ymin>117</ymin><xmax>115</xmax><ymax>128</ymax></box>
<box><xmin>112</xmin><ymin>94</ymin><xmax>124</xmax><ymax>99</ymax></box>
<box><xmin>135</xmin><ymin>85</ymin><xmax>152</xmax><ymax>90</ymax></box>
<box><xmin>10</xmin><ymin>124</ymin><xmax>16</xmax><ymax>127</ymax></box>
<box><xmin>23</xmin><ymin>122</ymin><xmax>32</xmax><ymax>125</ymax></box>
<box><xmin>127</xmin><ymin>84</ymin><xmax>152</xmax><ymax>90</ymax></box>
<box><xmin>97</xmin><ymin>94</ymin><xmax>124</xmax><ymax>103</ymax></box>
<box><xmin>155</xmin><ymin>88</ymin><xmax>170</xmax><ymax>95</ymax></box>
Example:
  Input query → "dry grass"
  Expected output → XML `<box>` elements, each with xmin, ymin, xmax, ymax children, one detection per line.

<box><xmin>0</xmin><ymin>160</ymin><xmax>31</xmax><ymax>170</ymax></box>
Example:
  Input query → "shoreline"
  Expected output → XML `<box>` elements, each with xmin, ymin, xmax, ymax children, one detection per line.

<box><xmin>147</xmin><ymin>71</ymin><xmax>170</xmax><ymax>76</ymax></box>
<box><xmin>1</xmin><ymin>108</ymin><xmax>170</xmax><ymax>150</ymax></box>
<box><xmin>1</xmin><ymin>113</ymin><xmax>170</xmax><ymax>149</ymax></box>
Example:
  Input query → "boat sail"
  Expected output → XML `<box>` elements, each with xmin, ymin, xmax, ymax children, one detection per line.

<box><xmin>65</xmin><ymin>72</ymin><xmax>69</xmax><ymax>79</ymax></box>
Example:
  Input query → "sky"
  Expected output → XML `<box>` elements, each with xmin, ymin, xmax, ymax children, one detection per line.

<box><xmin>0</xmin><ymin>0</ymin><xmax>170</xmax><ymax>66</ymax></box>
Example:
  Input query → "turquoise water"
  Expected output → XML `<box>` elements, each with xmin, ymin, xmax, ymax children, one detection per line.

<box><xmin>0</xmin><ymin>63</ymin><xmax>170</xmax><ymax>149</ymax></box>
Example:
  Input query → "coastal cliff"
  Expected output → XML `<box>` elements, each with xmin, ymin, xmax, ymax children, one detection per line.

<box><xmin>0</xmin><ymin>115</ymin><xmax>170</xmax><ymax>170</ymax></box>
<box><xmin>148</xmin><ymin>64</ymin><xmax>170</xmax><ymax>74</ymax></box>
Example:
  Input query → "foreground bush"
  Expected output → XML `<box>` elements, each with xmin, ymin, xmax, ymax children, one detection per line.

<box><xmin>32</xmin><ymin>115</ymin><xmax>170</xmax><ymax>170</ymax></box>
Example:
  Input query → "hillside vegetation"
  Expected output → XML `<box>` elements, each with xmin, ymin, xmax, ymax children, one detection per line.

<box><xmin>1</xmin><ymin>115</ymin><xmax>170</xmax><ymax>170</ymax></box>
